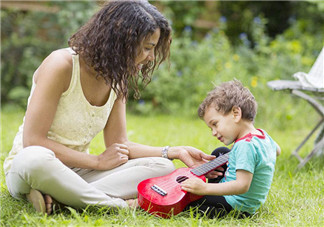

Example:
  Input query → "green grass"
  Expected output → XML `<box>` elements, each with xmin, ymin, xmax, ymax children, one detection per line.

<box><xmin>1</xmin><ymin>107</ymin><xmax>323</xmax><ymax>226</ymax></box>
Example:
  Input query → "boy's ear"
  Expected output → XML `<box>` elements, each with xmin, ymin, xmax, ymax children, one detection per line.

<box><xmin>231</xmin><ymin>106</ymin><xmax>242</xmax><ymax>122</ymax></box>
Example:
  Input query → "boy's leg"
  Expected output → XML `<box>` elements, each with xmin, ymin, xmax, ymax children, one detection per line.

<box><xmin>186</xmin><ymin>147</ymin><xmax>251</xmax><ymax>219</ymax></box>
<box><xmin>186</xmin><ymin>147</ymin><xmax>231</xmax><ymax>217</ymax></box>
<box><xmin>185</xmin><ymin>195</ymin><xmax>232</xmax><ymax>218</ymax></box>
<box><xmin>208</xmin><ymin>147</ymin><xmax>230</xmax><ymax>183</ymax></box>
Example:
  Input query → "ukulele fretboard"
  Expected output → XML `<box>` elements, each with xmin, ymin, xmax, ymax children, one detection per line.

<box><xmin>190</xmin><ymin>153</ymin><xmax>229</xmax><ymax>176</ymax></box>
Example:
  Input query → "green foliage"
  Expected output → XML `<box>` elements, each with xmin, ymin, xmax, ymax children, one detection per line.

<box><xmin>129</xmin><ymin>29</ymin><xmax>233</xmax><ymax>116</ymax></box>
<box><xmin>129</xmin><ymin>15</ymin><xmax>323</xmax><ymax>131</ymax></box>
<box><xmin>1</xmin><ymin>9</ymin><xmax>54</xmax><ymax>106</ymax></box>
<box><xmin>1</xmin><ymin>1</ymin><xmax>97</xmax><ymax>107</ymax></box>
<box><xmin>153</xmin><ymin>1</ymin><xmax>207</xmax><ymax>38</ymax></box>
<box><xmin>218</xmin><ymin>1</ymin><xmax>293</xmax><ymax>46</ymax></box>
<box><xmin>1</xmin><ymin>1</ymin><xmax>323</xmax><ymax>131</ymax></box>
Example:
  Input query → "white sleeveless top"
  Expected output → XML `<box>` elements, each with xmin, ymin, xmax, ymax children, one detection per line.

<box><xmin>4</xmin><ymin>48</ymin><xmax>117</xmax><ymax>174</ymax></box>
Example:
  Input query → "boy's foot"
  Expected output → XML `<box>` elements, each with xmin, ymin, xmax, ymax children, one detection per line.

<box><xmin>26</xmin><ymin>189</ymin><xmax>46</xmax><ymax>214</ymax></box>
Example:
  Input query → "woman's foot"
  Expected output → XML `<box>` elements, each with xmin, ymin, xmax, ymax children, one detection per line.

<box><xmin>126</xmin><ymin>198</ymin><xmax>139</xmax><ymax>209</ymax></box>
<box><xmin>44</xmin><ymin>194</ymin><xmax>54</xmax><ymax>215</ymax></box>
<box><xmin>44</xmin><ymin>194</ymin><xmax>64</xmax><ymax>214</ymax></box>
<box><xmin>27</xmin><ymin>189</ymin><xmax>62</xmax><ymax>215</ymax></box>
<box><xmin>26</xmin><ymin>189</ymin><xmax>46</xmax><ymax>214</ymax></box>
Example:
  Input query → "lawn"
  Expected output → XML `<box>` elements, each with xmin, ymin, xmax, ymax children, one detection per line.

<box><xmin>1</xmin><ymin>107</ymin><xmax>323</xmax><ymax>226</ymax></box>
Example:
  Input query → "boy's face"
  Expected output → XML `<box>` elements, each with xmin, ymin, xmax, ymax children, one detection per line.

<box><xmin>203</xmin><ymin>105</ymin><xmax>239</xmax><ymax>146</ymax></box>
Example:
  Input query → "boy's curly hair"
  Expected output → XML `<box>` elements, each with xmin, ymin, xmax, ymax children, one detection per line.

<box><xmin>68</xmin><ymin>0</ymin><xmax>171</xmax><ymax>99</ymax></box>
<box><xmin>198</xmin><ymin>80</ymin><xmax>258</xmax><ymax>122</ymax></box>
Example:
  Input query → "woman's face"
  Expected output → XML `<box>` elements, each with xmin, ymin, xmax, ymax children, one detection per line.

<box><xmin>135</xmin><ymin>28</ymin><xmax>161</xmax><ymax>71</ymax></box>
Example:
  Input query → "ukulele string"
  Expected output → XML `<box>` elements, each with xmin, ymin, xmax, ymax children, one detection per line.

<box><xmin>149</xmin><ymin>154</ymin><xmax>229</xmax><ymax>192</ymax></box>
<box><xmin>150</xmin><ymin>172</ymin><xmax>194</xmax><ymax>191</ymax></box>
<box><xmin>153</xmin><ymin>159</ymin><xmax>228</xmax><ymax>190</ymax></box>
<box><xmin>154</xmin><ymin>172</ymin><xmax>192</xmax><ymax>188</ymax></box>
<box><xmin>192</xmin><ymin>157</ymin><xmax>228</xmax><ymax>175</ymax></box>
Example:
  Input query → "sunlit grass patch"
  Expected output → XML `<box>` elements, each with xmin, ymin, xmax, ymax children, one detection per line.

<box><xmin>1</xmin><ymin>108</ymin><xmax>323</xmax><ymax>226</ymax></box>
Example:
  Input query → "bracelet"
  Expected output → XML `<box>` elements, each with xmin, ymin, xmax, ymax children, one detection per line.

<box><xmin>161</xmin><ymin>146</ymin><xmax>170</xmax><ymax>159</ymax></box>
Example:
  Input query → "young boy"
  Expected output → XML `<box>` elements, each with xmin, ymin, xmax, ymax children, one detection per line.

<box><xmin>181</xmin><ymin>80</ymin><xmax>281</xmax><ymax>218</ymax></box>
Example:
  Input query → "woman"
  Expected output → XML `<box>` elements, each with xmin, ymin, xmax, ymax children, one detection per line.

<box><xmin>3</xmin><ymin>0</ymin><xmax>214</xmax><ymax>215</ymax></box>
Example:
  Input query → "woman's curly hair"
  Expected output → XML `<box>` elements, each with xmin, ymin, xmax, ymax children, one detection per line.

<box><xmin>68</xmin><ymin>0</ymin><xmax>171</xmax><ymax>99</ymax></box>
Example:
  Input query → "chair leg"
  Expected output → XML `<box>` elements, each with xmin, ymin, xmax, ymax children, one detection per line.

<box><xmin>292</xmin><ymin>90</ymin><xmax>324</xmax><ymax>116</ymax></box>
<box><xmin>291</xmin><ymin>119</ymin><xmax>324</xmax><ymax>158</ymax></box>
<box><xmin>296</xmin><ymin>136</ymin><xmax>324</xmax><ymax>169</ymax></box>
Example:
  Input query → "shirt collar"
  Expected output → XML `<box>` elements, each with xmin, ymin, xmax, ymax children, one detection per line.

<box><xmin>235</xmin><ymin>129</ymin><xmax>265</xmax><ymax>143</ymax></box>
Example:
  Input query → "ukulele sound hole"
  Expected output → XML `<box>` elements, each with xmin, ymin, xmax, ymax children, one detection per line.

<box><xmin>176</xmin><ymin>176</ymin><xmax>189</xmax><ymax>183</ymax></box>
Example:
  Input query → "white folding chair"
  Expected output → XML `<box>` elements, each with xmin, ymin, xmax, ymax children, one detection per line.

<box><xmin>267</xmin><ymin>47</ymin><xmax>324</xmax><ymax>169</ymax></box>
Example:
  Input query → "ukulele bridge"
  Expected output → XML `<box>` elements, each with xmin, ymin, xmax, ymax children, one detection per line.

<box><xmin>151</xmin><ymin>184</ymin><xmax>167</xmax><ymax>196</ymax></box>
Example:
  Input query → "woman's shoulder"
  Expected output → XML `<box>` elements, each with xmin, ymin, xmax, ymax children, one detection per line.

<box><xmin>46</xmin><ymin>48</ymin><xmax>73</xmax><ymax>70</ymax></box>
<box><xmin>34</xmin><ymin>48</ymin><xmax>74</xmax><ymax>91</ymax></box>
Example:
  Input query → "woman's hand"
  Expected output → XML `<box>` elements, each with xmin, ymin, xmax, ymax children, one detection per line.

<box><xmin>169</xmin><ymin>146</ymin><xmax>215</xmax><ymax>168</ymax></box>
<box><xmin>96</xmin><ymin>143</ymin><xmax>129</xmax><ymax>170</ymax></box>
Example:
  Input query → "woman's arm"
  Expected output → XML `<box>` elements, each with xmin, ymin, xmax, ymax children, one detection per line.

<box><xmin>23</xmin><ymin>50</ymin><xmax>115</xmax><ymax>170</ymax></box>
<box><xmin>181</xmin><ymin>169</ymin><xmax>253</xmax><ymax>196</ymax></box>
<box><xmin>103</xmin><ymin>98</ymin><xmax>215</xmax><ymax>168</ymax></box>
<box><xmin>103</xmin><ymin>97</ymin><xmax>166</xmax><ymax>158</ymax></box>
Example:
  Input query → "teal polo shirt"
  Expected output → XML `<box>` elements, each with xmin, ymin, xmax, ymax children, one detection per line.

<box><xmin>220</xmin><ymin>129</ymin><xmax>277</xmax><ymax>214</ymax></box>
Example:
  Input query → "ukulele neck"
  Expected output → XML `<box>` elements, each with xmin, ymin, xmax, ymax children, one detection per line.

<box><xmin>190</xmin><ymin>153</ymin><xmax>229</xmax><ymax>176</ymax></box>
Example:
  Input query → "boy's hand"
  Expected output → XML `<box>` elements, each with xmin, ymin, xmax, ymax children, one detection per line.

<box><xmin>205</xmin><ymin>167</ymin><xmax>225</xmax><ymax>179</ymax></box>
<box><xmin>181</xmin><ymin>178</ymin><xmax>207</xmax><ymax>195</ymax></box>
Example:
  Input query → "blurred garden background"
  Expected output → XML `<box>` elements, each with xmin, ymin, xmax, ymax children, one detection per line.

<box><xmin>1</xmin><ymin>1</ymin><xmax>324</xmax><ymax>226</ymax></box>
<box><xmin>1</xmin><ymin>1</ymin><xmax>324</xmax><ymax>126</ymax></box>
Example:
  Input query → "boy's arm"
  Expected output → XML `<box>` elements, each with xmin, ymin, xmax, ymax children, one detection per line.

<box><xmin>181</xmin><ymin>170</ymin><xmax>253</xmax><ymax>196</ymax></box>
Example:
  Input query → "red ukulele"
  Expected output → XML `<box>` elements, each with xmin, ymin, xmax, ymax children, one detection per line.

<box><xmin>137</xmin><ymin>153</ymin><xmax>229</xmax><ymax>218</ymax></box>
